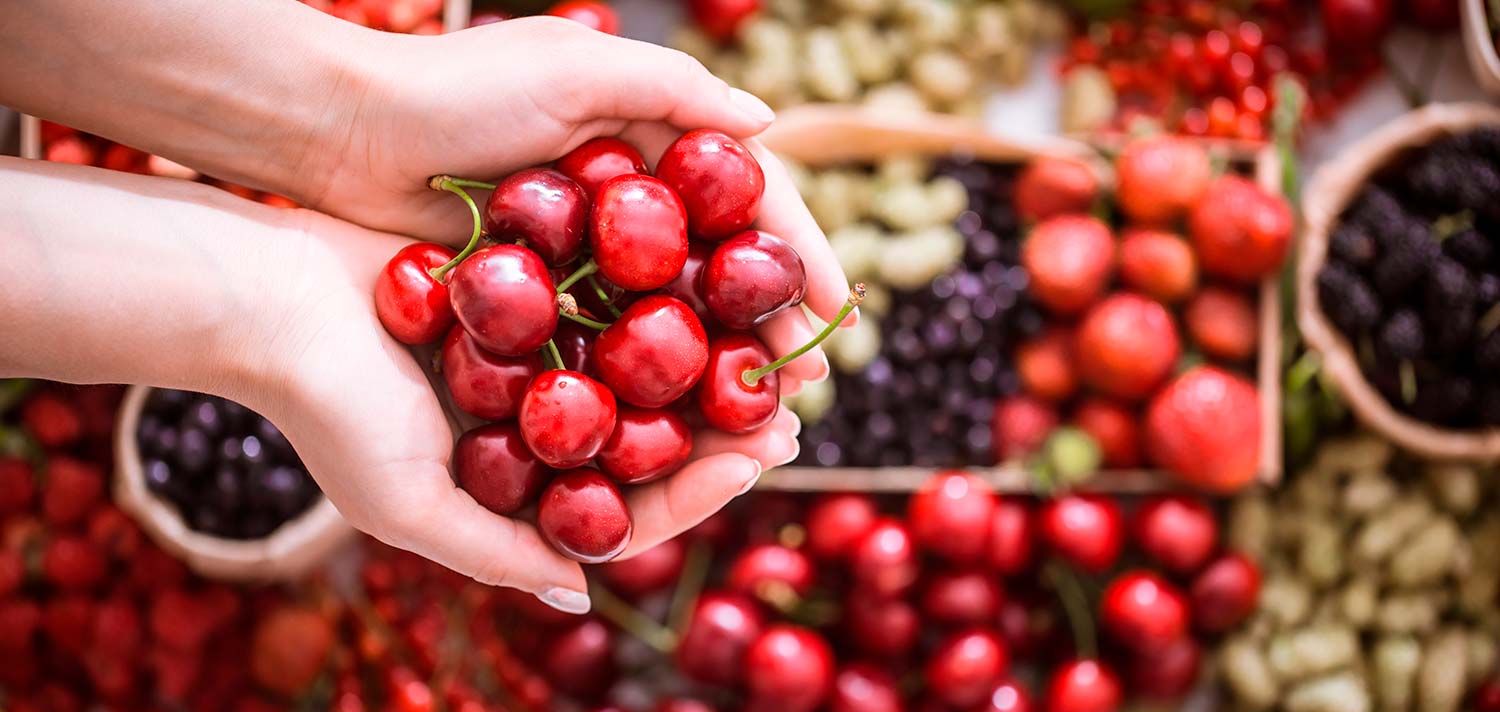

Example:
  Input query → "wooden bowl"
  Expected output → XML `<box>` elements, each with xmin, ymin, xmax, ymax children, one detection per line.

<box><xmin>113</xmin><ymin>385</ymin><xmax>356</xmax><ymax>581</ymax></box>
<box><xmin>1298</xmin><ymin>102</ymin><xmax>1500</xmax><ymax>461</ymax></box>
<box><xmin>1461</xmin><ymin>0</ymin><xmax>1500</xmax><ymax>97</ymax></box>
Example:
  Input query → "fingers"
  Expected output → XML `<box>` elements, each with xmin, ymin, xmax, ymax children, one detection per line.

<box><xmin>756</xmin><ymin>307</ymin><xmax>830</xmax><ymax>384</ymax></box>
<box><xmin>615</xmin><ymin>452</ymin><xmax>762</xmax><ymax>559</ymax></box>
<box><xmin>691</xmin><ymin>406</ymin><xmax>801</xmax><ymax>468</ymax></box>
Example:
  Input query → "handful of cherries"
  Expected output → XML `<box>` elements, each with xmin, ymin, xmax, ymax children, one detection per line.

<box><xmin>373</xmin><ymin>130</ymin><xmax>859</xmax><ymax>563</ymax></box>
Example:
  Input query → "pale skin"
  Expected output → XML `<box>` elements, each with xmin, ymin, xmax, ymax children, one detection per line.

<box><xmin>0</xmin><ymin>1</ymin><xmax>852</xmax><ymax>614</ymax></box>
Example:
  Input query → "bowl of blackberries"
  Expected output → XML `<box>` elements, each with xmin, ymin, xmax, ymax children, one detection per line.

<box><xmin>114</xmin><ymin>385</ymin><xmax>354</xmax><ymax>580</ymax></box>
<box><xmin>1300</xmin><ymin>102</ymin><xmax>1500</xmax><ymax>460</ymax></box>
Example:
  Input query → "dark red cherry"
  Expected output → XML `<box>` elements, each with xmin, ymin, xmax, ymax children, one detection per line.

<box><xmin>925</xmin><ymin>629</ymin><xmax>1009</xmax><ymax>708</ymax></box>
<box><xmin>1099</xmin><ymin>571</ymin><xmax>1188</xmax><ymax>653</ymax></box>
<box><xmin>1038</xmin><ymin>494</ymin><xmax>1123</xmax><ymax>574</ymax></box>
<box><xmin>555</xmin><ymin>137</ymin><xmax>647</xmax><ymax>200</ymax></box>
<box><xmin>1045</xmin><ymin>660</ymin><xmax>1122</xmax><ymax>712</ymax></box>
<box><xmin>375</xmin><ymin>242</ymin><xmax>457</xmax><ymax>345</ymax></box>
<box><xmin>536</xmin><ymin>468</ymin><xmax>631</xmax><ymax>563</ymax></box>
<box><xmin>844</xmin><ymin>590</ymin><xmax>919</xmax><ymax>658</ymax></box>
<box><xmin>483</xmin><ymin>168</ymin><xmax>588</xmax><ymax>266</ymax></box>
<box><xmin>1132</xmin><ymin>495</ymin><xmax>1217</xmax><ymax>574</ymax></box>
<box><xmin>1188</xmin><ymin>552</ymin><xmax>1260</xmax><ymax>632</ymax></box>
<box><xmin>830</xmin><ymin>663</ymin><xmax>902</xmax><ymax>712</ymax></box>
<box><xmin>454</xmin><ymin>423</ymin><xmax>546</xmax><ymax>516</ymax></box>
<box><xmin>448</xmin><ymin>244</ymin><xmax>558</xmax><ymax>356</ymax></box>
<box><xmin>590</xmin><ymin>174</ymin><xmax>689</xmax><ymax>290</ymax></box>
<box><xmin>987</xmin><ymin>497</ymin><xmax>1035</xmax><ymax>575</ymax></box>
<box><xmin>975</xmin><ymin>679</ymin><xmax>1034</xmax><ymax>712</ymax></box>
<box><xmin>519</xmin><ymin>370</ymin><xmax>617</xmax><ymax>469</ymax></box>
<box><xmin>595</xmin><ymin>407</ymin><xmax>691</xmax><ymax>484</ymax></box>
<box><xmin>703</xmin><ymin>231</ymin><xmax>806</xmax><ymax>330</ymax></box>
<box><xmin>599</xmin><ymin>537</ymin><xmax>685</xmax><ymax>598</ymax></box>
<box><xmin>744</xmin><ymin>625</ymin><xmax>834</xmax><ymax>712</ymax></box>
<box><xmin>595</xmin><ymin>296</ymin><xmax>708</xmax><ymax>408</ymax></box>
<box><xmin>659</xmin><ymin>241</ymin><xmax>714</xmax><ymax>323</ymax></box>
<box><xmin>850</xmin><ymin>518</ymin><xmax>919</xmax><ymax>597</ymax></box>
<box><xmin>676</xmin><ymin>592</ymin><xmax>764</xmax><ymax>686</ymax></box>
<box><xmin>908</xmin><ymin>471</ymin><xmax>996</xmax><ymax>564</ymax></box>
<box><xmin>654</xmin><ymin>129</ymin><xmax>765</xmax><ymax>241</ymax></box>
<box><xmin>921</xmin><ymin>570</ymin><xmax>1003</xmax><ymax>628</ymax></box>
<box><xmin>804</xmin><ymin>493</ymin><xmax>879</xmax><ymax>561</ymax></box>
<box><xmin>541</xmin><ymin>618</ymin><xmax>616</xmax><ymax>699</ymax></box>
<box><xmin>441</xmin><ymin>326</ymin><xmax>542</xmax><ymax>420</ymax></box>
<box><xmin>552</xmin><ymin>321</ymin><xmax>597</xmax><ymax>376</ymax></box>
<box><xmin>656</xmin><ymin>700</ymin><xmax>716</xmax><ymax>712</ymax></box>
<box><xmin>725</xmin><ymin>544</ymin><xmax>814</xmax><ymax>603</ymax></box>
<box><xmin>698</xmin><ymin>333</ymin><xmax>779</xmax><ymax>434</ymax></box>
<box><xmin>1127</xmin><ymin>635</ymin><xmax>1200</xmax><ymax>700</ymax></box>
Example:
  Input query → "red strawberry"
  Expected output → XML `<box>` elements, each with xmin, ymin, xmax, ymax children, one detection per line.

<box><xmin>1075</xmin><ymin>294</ymin><xmax>1181</xmax><ymax>401</ymax></box>
<box><xmin>251</xmin><ymin>606</ymin><xmax>335</xmax><ymax>697</ymax></box>
<box><xmin>41</xmin><ymin>457</ymin><xmax>104</xmax><ymax>526</ymax></box>
<box><xmin>1144</xmin><ymin>367</ymin><xmax>1261</xmax><ymax>492</ymax></box>
<box><xmin>992</xmin><ymin>396</ymin><xmax>1059</xmax><ymax>462</ymax></box>
<box><xmin>149</xmin><ymin>646</ymin><xmax>203</xmax><ymax>702</ymax></box>
<box><xmin>1071</xmin><ymin>399</ymin><xmax>1140</xmax><ymax>468</ymax></box>
<box><xmin>1015</xmin><ymin>157</ymin><xmax>1099</xmax><ymax>222</ymax></box>
<box><xmin>1021</xmin><ymin>216</ymin><xmax>1115</xmax><ymax>315</ymax></box>
<box><xmin>41</xmin><ymin>536</ymin><xmax>106</xmax><ymax>591</ymax></box>
<box><xmin>92</xmin><ymin>596</ymin><xmax>143</xmax><ymax>659</ymax></box>
<box><xmin>87</xmin><ymin>505</ymin><xmax>142</xmax><ymax>562</ymax></box>
<box><xmin>1185</xmin><ymin>287</ymin><xmax>1258</xmax><ymax>361</ymax></box>
<box><xmin>0</xmin><ymin>599</ymin><xmax>41</xmax><ymax>650</ymax></box>
<box><xmin>1016</xmin><ymin>327</ymin><xmax>1077</xmax><ymax>402</ymax></box>
<box><xmin>0</xmin><ymin>458</ymin><xmax>37</xmax><ymax>515</ymax></box>
<box><xmin>41</xmin><ymin>595</ymin><xmax>95</xmax><ymax>657</ymax></box>
<box><xmin>1115</xmin><ymin>136</ymin><xmax>1211</xmax><ymax>224</ymax></box>
<box><xmin>20</xmin><ymin>392</ymin><xmax>83</xmax><ymax>450</ymax></box>
<box><xmin>151</xmin><ymin>590</ymin><xmax>220</xmax><ymax>651</ymax></box>
<box><xmin>1118</xmin><ymin>229</ymin><xmax>1197</xmax><ymax>304</ymax></box>
<box><xmin>1189</xmin><ymin>176</ymin><xmax>1292</xmax><ymax>284</ymax></box>
<box><xmin>128</xmin><ymin>545</ymin><xmax>188</xmax><ymax>593</ymax></box>
<box><xmin>0</xmin><ymin>550</ymin><xmax>24</xmax><ymax>596</ymax></box>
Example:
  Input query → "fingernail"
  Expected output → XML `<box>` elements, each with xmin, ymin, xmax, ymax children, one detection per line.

<box><xmin>538</xmin><ymin>588</ymin><xmax>591</xmax><ymax>615</ymax></box>
<box><xmin>730</xmin><ymin>88</ymin><xmax>776</xmax><ymax>124</ymax></box>
<box><xmin>789</xmin><ymin>414</ymin><xmax>803</xmax><ymax>438</ymax></box>
<box><xmin>777</xmin><ymin>436</ymin><xmax>800</xmax><ymax>468</ymax></box>
<box><xmin>738</xmin><ymin>461</ymin><xmax>763</xmax><ymax>495</ymax></box>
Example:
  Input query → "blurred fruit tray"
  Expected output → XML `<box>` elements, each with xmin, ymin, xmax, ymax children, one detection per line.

<box><xmin>755</xmin><ymin>105</ymin><xmax>1284</xmax><ymax>494</ymax></box>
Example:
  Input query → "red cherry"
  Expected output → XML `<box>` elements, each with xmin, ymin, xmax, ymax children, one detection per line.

<box><xmin>726</xmin><ymin>544</ymin><xmax>815</xmax><ymax>602</ymax></box>
<box><xmin>1038</xmin><ymin>495</ymin><xmax>1123</xmax><ymax>573</ymax></box>
<box><xmin>850</xmin><ymin>518</ymin><xmax>919</xmax><ymax>597</ymax></box>
<box><xmin>655</xmin><ymin>129</ymin><xmax>765</xmax><ymax>240</ymax></box>
<box><xmin>454</xmin><ymin>423</ymin><xmax>546</xmax><ymax>516</ymax></box>
<box><xmin>830</xmin><ymin>663</ymin><xmax>902</xmax><ymax>712</ymax></box>
<box><xmin>1472</xmin><ymin>680</ymin><xmax>1500</xmax><ymax>712</ymax></box>
<box><xmin>804</xmin><ymin>493</ymin><xmax>879</xmax><ymax>561</ymax></box>
<box><xmin>449</xmin><ymin>244</ymin><xmax>559</xmax><ymax>356</ymax></box>
<box><xmin>595</xmin><ymin>407</ymin><xmax>691</xmax><ymax>484</ymax></box>
<box><xmin>519</xmin><ymin>370</ymin><xmax>617</xmax><ymax>469</ymax></box>
<box><xmin>687</xmin><ymin>0</ymin><xmax>760</xmax><ymax>42</ymax></box>
<box><xmin>975</xmin><ymin>680</ymin><xmax>1034</xmax><ymax>712</ymax></box>
<box><xmin>925</xmin><ymin>629</ymin><xmax>1009</xmax><ymax>708</ymax></box>
<box><xmin>542</xmin><ymin>618</ymin><xmax>616</xmax><ymax>699</ymax></box>
<box><xmin>546</xmin><ymin>0</ymin><xmax>619</xmax><ymax>34</ymax></box>
<box><xmin>483</xmin><ymin>168</ymin><xmax>588</xmax><ymax>266</ymax></box>
<box><xmin>744</xmin><ymin>625</ymin><xmax>835</xmax><ymax>712</ymax></box>
<box><xmin>698</xmin><ymin>333</ymin><xmax>779</xmax><ymax>433</ymax></box>
<box><xmin>659</xmin><ymin>241</ymin><xmax>714</xmax><ymax>323</ymax></box>
<box><xmin>1127</xmin><ymin>636</ymin><xmax>1200</xmax><ymax>700</ymax></box>
<box><xmin>552</xmin><ymin>321</ymin><xmax>597</xmax><ymax>376</ymax></box>
<box><xmin>375</xmin><ymin>243</ymin><xmax>457</xmax><ymax>345</ymax></box>
<box><xmin>1045</xmin><ymin>660</ymin><xmax>1122</xmax><ymax>712</ymax></box>
<box><xmin>1099</xmin><ymin>571</ymin><xmax>1188</xmax><ymax>653</ymax></box>
<box><xmin>909</xmin><ymin>471</ymin><xmax>996</xmax><ymax>563</ymax></box>
<box><xmin>657</xmin><ymin>700</ymin><xmax>716</xmax><ymax>712</ymax></box>
<box><xmin>599</xmin><ymin>537</ymin><xmax>685</xmax><ymax>598</ymax></box>
<box><xmin>554</xmin><ymin>137</ymin><xmax>646</xmax><ymax>200</ymax></box>
<box><xmin>676</xmin><ymin>592</ymin><xmax>765</xmax><ymax>686</ymax></box>
<box><xmin>1188</xmin><ymin>552</ymin><xmax>1260</xmax><ymax>632</ymax></box>
<box><xmin>987</xmin><ymin>497</ymin><xmax>1035</xmax><ymax>575</ymax></box>
<box><xmin>702</xmin><ymin>231</ymin><xmax>806</xmax><ymax>330</ymax></box>
<box><xmin>920</xmin><ymin>570</ymin><xmax>1003</xmax><ymax>628</ymax></box>
<box><xmin>594</xmin><ymin>295</ymin><xmax>708</xmax><ymax>408</ymax></box>
<box><xmin>844</xmin><ymin>590</ymin><xmax>920</xmax><ymax>658</ymax></box>
<box><xmin>1132</xmin><ymin>495</ymin><xmax>1217</xmax><ymax>574</ymax></box>
<box><xmin>590</xmin><ymin>175</ymin><xmax>689</xmax><ymax>290</ymax></box>
<box><xmin>441</xmin><ymin>326</ymin><xmax>542</xmax><ymax>420</ymax></box>
<box><xmin>997</xmin><ymin>595</ymin><xmax>1062</xmax><ymax>660</ymax></box>
<box><xmin>536</xmin><ymin>468</ymin><xmax>631</xmax><ymax>563</ymax></box>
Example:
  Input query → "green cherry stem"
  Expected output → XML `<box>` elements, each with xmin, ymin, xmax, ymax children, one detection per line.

<box><xmin>1044</xmin><ymin>560</ymin><xmax>1098</xmax><ymax>660</ymax></box>
<box><xmin>556</xmin><ymin>293</ymin><xmax>611</xmax><ymax>331</ymax></box>
<box><xmin>586</xmin><ymin>274</ymin><xmax>624</xmax><ymax>318</ymax></box>
<box><xmin>444</xmin><ymin>177</ymin><xmax>497</xmax><ymax>191</ymax></box>
<box><xmin>543</xmin><ymin>339</ymin><xmax>564</xmax><ymax>370</ymax></box>
<box><xmin>427</xmin><ymin>175</ymin><xmax>485</xmax><ymax>283</ymax></box>
<box><xmin>741</xmin><ymin>283</ymin><xmax>865</xmax><ymax>388</ymax></box>
<box><xmin>554</xmin><ymin>260</ymin><xmax>599</xmax><ymax>294</ymax></box>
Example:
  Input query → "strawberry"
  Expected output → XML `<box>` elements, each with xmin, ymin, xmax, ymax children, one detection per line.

<box><xmin>1015</xmin><ymin>157</ymin><xmax>1099</xmax><ymax>222</ymax></box>
<box><xmin>1016</xmin><ymin>327</ymin><xmax>1078</xmax><ymax>402</ymax></box>
<box><xmin>41</xmin><ymin>457</ymin><xmax>104</xmax><ymax>526</ymax></box>
<box><xmin>1118</xmin><ymin>229</ymin><xmax>1197</xmax><ymax>303</ymax></box>
<box><xmin>1075</xmin><ymin>294</ymin><xmax>1181</xmax><ymax>401</ymax></box>
<box><xmin>0</xmin><ymin>550</ymin><xmax>24</xmax><ymax>596</ymax></box>
<box><xmin>1115</xmin><ymin>136</ymin><xmax>1211</xmax><ymax>224</ymax></box>
<box><xmin>992</xmin><ymin>396</ymin><xmax>1059</xmax><ymax>462</ymax></box>
<box><xmin>1188</xmin><ymin>176</ymin><xmax>1293</xmax><ymax>284</ymax></box>
<box><xmin>250</xmin><ymin>606</ymin><xmax>335</xmax><ymax>697</ymax></box>
<box><xmin>1185</xmin><ymin>287</ymin><xmax>1258</xmax><ymax>361</ymax></box>
<box><xmin>0</xmin><ymin>599</ymin><xmax>41</xmax><ymax>650</ymax></box>
<box><xmin>128</xmin><ymin>545</ymin><xmax>188</xmax><ymax>593</ymax></box>
<box><xmin>41</xmin><ymin>536</ymin><xmax>107</xmax><ymax>592</ymax></box>
<box><xmin>1022</xmin><ymin>215</ymin><xmax>1116</xmax><ymax>315</ymax></box>
<box><xmin>1144</xmin><ymin>367</ymin><xmax>1261</xmax><ymax>492</ymax></box>
<box><xmin>20</xmin><ymin>392</ymin><xmax>83</xmax><ymax>450</ymax></box>
<box><xmin>0</xmin><ymin>458</ymin><xmax>37</xmax><ymax>515</ymax></box>
<box><xmin>149</xmin><ymin>646</ymin><xmax>203</xmax><ymax>703</ymax></box>
<box><xmin>92</xmin><ymin>597</ymin><xmax>143</xmax><ymax>659</ymax></box>
<box><xmin>41</xmin><ymin>595</ymin><xmax>95</xmax><ymax>657</ymax></box>
<box><xmin>1071</xmin><ymin>399</ymin><xmax>1140</xmax><ymax>468</ymax></box>
<box><xmin>86</xmin><ymin>505</ymin><xmax>142</xmax><ymax>562</ymax></box>
<box><xmin>150</xmin><ymin>590</ymin><xmax>220</xmax><ymax>651</ymax></box>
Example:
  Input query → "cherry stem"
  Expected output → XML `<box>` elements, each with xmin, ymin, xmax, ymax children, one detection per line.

<box><xmin>427</xmin><ymin>175</ymin><xmax>485</xmax><ymax>283</ymax></box>
<box><xmin>1044</xmin><ymin>560</ymin><xmax>1098</xmax><ymax>660</ymax></box>
<box><xmin>542</xmin><ymin>339</ymin><xmax>563</xmax><ymax>371</ymax></box>
<box><xmin>444</xmin><ymin>177</ymin><xmax>497</xmax><ymax>191</ymax></box>
<box><xmin>741</xmin><ymin>283</ymin><xmax>865</xmax><ymax>387</ymax></box>
<box><xmin>554</xmin><ymin>260</ymin><xmax>599</xmax><ymax>294</ymax></box>
<box><xmin>557</xmin><ymin>292</ymin><xmax>611</xmax><ymax>331</ymax></box>
<box><xmin>588</xmin><ymin>582</ymin><xmax>677</xmax><ymax>654</ymax></box>
<box><xmin>667</xmin><ymin>539</ymin><xmax>712</xmax><ymax>638</ymax></box>
<box><xmin>586</xmin><ymin>274</ymin><xmax>623</xmax><ymax>318</ymax></box>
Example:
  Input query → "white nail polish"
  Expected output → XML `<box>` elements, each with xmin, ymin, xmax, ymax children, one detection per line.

<box><xmin>730</xmin><ymin>88</ymin><xmax>776</xmax><ymax>123</ymax></box>
<box><xmin>539</xmin><ymin>588</ymin><xmax>591</xmax><ymax>615</ymax></box>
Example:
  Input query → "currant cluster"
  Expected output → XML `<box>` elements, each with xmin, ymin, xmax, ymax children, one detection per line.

<box><xmin>375</xmin><ymin>130</ymin><xmax>857</xmax><ymax>563</ymax></box>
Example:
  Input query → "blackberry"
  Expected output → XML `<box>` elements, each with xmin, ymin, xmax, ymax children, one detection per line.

<box><xmin>1428</xmin><ymin>303</ymin><xmax>1475</xmax><ymax>357</ymax></box>
<box><xmin>1376</xmin><ymin>309</ymin><xmax>1425</xmax><ymax>360</ymax></box>
<box><xmin>1479</xmin><ymin>383</ymin><xmax>1500</xmax><ymax>426</ymax></box>
<box><xmin>1443</xmin><ymin>229</ymin><xmax>1493</xmax><ymax>267</ymax></box>
<box><xmin>1425</xmin><ymin>257</ymin><xmax>1475</xmax><ymax>317</ymax></box>
<box><xmin>1407</xmin><ymin>152</ymin><xmax>1500</xmax><ymax>218</ymax></box>
<box><xmin>1409</xmin><ymin>374</ymin><xmax>1475</xmax><ymax>425</ymax></box>
<box><xmin>1478</xmin><ymin>329</ymin><xmax>1500</xmax><ymax>371</ymax></box>
<box><xmin>1317</xmin><ymin>262</ymin><xmax>1382</xmax><ymax>335</ymax></box>
<box><xmin>1347</xmin><ymin>186</ymin><xmax>1411</xmax><ymax>249</ymax></box>
<box><xmin>1478</xmin><ymin>274</ymin><xmax>1500</xmax><ymax>305</ymax></box>
<box><xmin>1371</xmin><ymin>225</ymin><xmax>1438</xmax><ymax>301</ymax></box>
<box><xmin>1329</xmin><ymin>223</ymin><xmax>1379</xmax><ymax>269</ymax></box>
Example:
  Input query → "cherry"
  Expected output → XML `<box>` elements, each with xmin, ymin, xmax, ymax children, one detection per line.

<box><xmin>546</xmin><ymin>0</ymin><xmax>619</xmax><ymax>34</ymax></box>
<box><xmin>1132</xmin><ymin>495</ymin><xmax>1217</xmax><ymax>574</ymax></box>
<box><xmin>655</xmin><ymin>129</ymin><xmax>764</xmax><ymax>240</ymax></box>
<box><xmin>975</xmin><ymin>680</ymin><xmax>1034</xmax><ymax>712</ymax></box>
<box><xmin>555</xmin><ymin>138</ymin><xmax>646</xmax><ymax>200</ymax></box>
<box><xmin>536</xmin><ymin>468</ymin><xmax>631</xmax><ymax>563</ymax></box>
<box><xmin>675</xmin><ymin>592</ymin><xmax>764</xmax><ymax>686</ymax></box>
<box><xmin>594</xmin><ymin>407</ymin><xmax>691</xmax><ymax>484</ymax></box>
<box><xmin>599</xmin><ymin>537</ymin><xmax>684</xmax><ymax>598</ymax></box>
<box><xmin>1473</xmin><ymin>680</ymin><xmax>1500</xmax><ymax>712</ymax></box>
<box><xmin>590</xmin><ymin>174</ymin><xmax>689</xmax><ymax>290</ymax></box>
<box><xmin>909</xmin><ymin>471</ymin><xmax>996</xmax><ymax>564</ymax></box>
<box><xmin>518</xmin><ymin>370</ymin><xmax>617</xmax><ymax>469</ymax></box>
<box><xmin>803</xmin><ymin>493</ymin><xmax>879</xmax><ymax>561</ymax></box>
<box><xmin>687</xmin><ymin>0</ymin><xmax>760</xmax><ymax>43</ymax></box>
<box><xmin>551</xmin><ymin>321</ymin><xmax>597</xmax><ymax>376</ymax></box>
<box><xmin>844</xmin><ymin>590</ymin><xmax>920</xmax><ymax>658</ymax></box>
<box><xmin>375</xmin><ymin>243</ymin><xmax>457</xmax><ymax>345</ymax></box>
<box><xmin>659</xmin><ymin>241</ymin><xmax>714</xmax><ymax>323</ymax></box>
<box><xmin>703</xmin><ymin>231</ymin><xmax>806</xmax><ymax>330</ymax></box>
<box><xmin>1045</xmin><ymin>660</ymin><xmax>1122</xmax><ymax>712</ymax></box>
<box><xmin>1038</xmin><ymin>495</ymin><xmax>1123</xmax><ymax>574</ymax></box>
<box><xmin>726</xmin><ymin>544</ymin><xmax>815</xmax><ymax>603</ymax></box>
<box><xmin>448</xmin><ymin>244</ymin><xmax>558</xmax><ymax>356</ymax></box>
<box><xmin>987</xmin><ymin>497</ymin><xmax>1035</xmax><ymax>575</ymax></box>
<box><xmin>920</xmin><ymin>570</ymin><xmax>1003</xmax><ymax>628</ymax></box>
<box><xmin>541</xmin><ymin>618</ymin><xmax>616</xmax><ymax>699</ymax></box>
<box><xmin>924</xmin><ymin>629</ymin><xmax>1009</xmax><ymax>708</ymax></box>
<box><xmin>997</xmin><ymin>595</ymin><xmax>1063</xmax><ymax>660</ymax></box>
<box><xmin>482</xmin><ymin>168</ymin><xmax>588</xmax><ymax>266</ymax></box>
<box><xmin>1099</xmin><ymin>571</ymin><xmax>1188</xmax><ymax>653</ymax></box>
<box><xmin>656</xmin><ymin>700</ymin><xmax>717</xmax><ymax>712</ymax></box>
<box><xmin>1188</xmin><ymin>552</ymin><xmax>1260</xmax><ymax>632</ymax></box>
<box><xmin>594</xmin><ymin>295</ymin><xmax>708</xmax><ymax>408</ymax></box>
<box><xmin>830</xmin><ymin>663</ymin><xmax>902</xmax><ymax>712</ymax></box>
<box><xmin>453</xmin><ymin>423</ymin><xmax>546</xmax><ymax>516</ymax></box>
<box><xmin>1126</xmin><ymin>635</ymin><xmax>1200</xmax><ymax>700</ymax></box>
<box><xmin>850</xmin><ymin>518</ymin><xmax>919</xmax><ymax>597</ymax></box>
<box><xmin>441</xmin><ymin>326</ymin><xmax>542</xmax><ymax>420</ymax></box>
<box><xmin>744</xmin><ymin>625</ymin><xmax>835</xmax><ymax>712</ymax></box>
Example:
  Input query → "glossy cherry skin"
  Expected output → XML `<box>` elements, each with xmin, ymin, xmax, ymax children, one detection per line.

<box><xmin>726</xmin><ymin>544</ymin><xmax>815</xmax><ymax>602</ymax></box>
<box><xmin>599</xmin><ymin>537</ymin><xmax>684</xmax><ymax>598</ymax></box>
<box><xmin>1132</xmin><ymin>495</ymin><xmax>1217</xmax><ymax>575</ymax></box>
<box><xmin>448</xmin><ymin>244</ymin><xmax>558</xmax><ymax>356</ymax></box>
<box><xmin>698</xmin><ymin>333</ymin><xmax>779</xmax><ymax>433</ymax></box>
<box><xmin>850</xmin><ymin>518</ymin><xmax>919</xmax><ymax>597</ymax></box>
<box><xmin>541</xmin><ymin>618</ymin><xmax>616</xmax><ymax>699</ymax></box>
<box><xmin>976</xmin><ymin>680</ymin><xmax>1033</xmax><ymax>712</ymax></box>
<box><xmin>441</xmin><ymin>326</ymin><xmax>542</xmax><ymax>420</ymax></box>
<box><xmin>595</xmin><ymin>296</ymin><xmax>708</xmax><ymax>408</ymax></box>
<box><xmin>987</xmin><ymin>498</ymin><xmax>1035</xmax><ymax>575</ymax></box>
<box><xmin>654</xmin><ymin>129</ymin><xmax>764</xmax><ymax>240</ymax></box>
<box><xmin>1045</xmin><ymin>660</ymin><xmax>1122</xmax><ymax>712</ymax></box>
<box><xmin>1099</xmin><ymin>571</ymin><xmax>1188</xmax><ymax>653</ymax></box>
<box><xmin>590</xmin><ymin>174</ymin><xmax>689</xmax><ymax>290</ymax></box>
<box><xmin>909</xmin><ymin>471</ymin><xmax>996</xmax><ymax>564</ymax></box>
<box><xmin>804</xmin><ymin>493</ymin><xmax>879</xmax><ymax>561</ymax></box>
<box><xmin>703</xmin><ymin>231</ymin><xmax>806</xmax><ymax>330</ymax></box>
<box><xmin>555</xmin><ymin>137</ymin><xmax>646</xmax><ymax>200</ymax></box>
<box><xmin>676</xmin><ymin>591</ymin><xmax>764</xmax><ymax>686</ymax></box>
<box><xmin>925</xmin><ymin>629</ymin><xmax>1009</xmax><ymax>708</ymax></box>
<box><xmin>518</xmin><ymin>370</ymin><xmax>617</xmax><ymax>469</ymax></box>
<box><xmin>1189</xmin><ymin>552</ymin><xmax>1260</xmax><ymax>632</ymax></box>
<box><xmin>1127</xmin><ymin>636</ymin><xmax>1200</xmax><ymax>700</ymax></box>
<box><xmin>744</xmin><ymin>625</ymin><xmax>835</xmax><ymax>712</ymax></box>
<box><xmin>375</xmin><ymin>243</ymin><xmax>456</xmax><ymax>345</ymax></box>
<box><xmin>660</xmin><ymin>241</ymin><xmax>714</xmax><ymax>322</ymax></box>
<box><xmin>595</xmin><ymin>407</ymin><xmax>691</xmax><ymax>484</ymax></box>
<box><xmin>921</xmin><ymin>570</ymin><xmax>1003</xmax><ymax>628</ymax></box>
<box><xmin>546</xmin><ymin>0</ymin><xmax>619</xmax><ymax>33</ymax></box>
<box><xmin>483</xmin><ymin>168</ymin><xmax>588</xmax><ymax>266</ymax></box>
<box><xmin>536</xmin><ymin>468</ymin><xmax>631</xmax><ymax>563</ymax></box>
<box><xmin>552</xmin><ymin>321</ymin><xmax>597</xmax><ymax>376</ymax></box>
<box><xmin>830</xmin><ymin>663</ymin><xmax>902</xmax><ymax>712</ymax></box>
<box><xmin>844</xmin><ymin>590</ymin><xmax>920</xmax><ymax>658</ymax></box>
<box><xmin>453</xmin><ymin>423</ymin><xmax>546</xmax><ymax>516</ymax></box>
<box><xmin>1038</xmin><ymin>495</ymin><xmax>1123</xmax><ymax>574</ymax></box>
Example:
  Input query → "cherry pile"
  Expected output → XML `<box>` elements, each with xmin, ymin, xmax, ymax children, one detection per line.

<box><xmin>375</xmin><ymin>130</ymin><xmax>857</xmax><ymax>563</ymax></box>
<box><xmin>470</xmin><ymin>0</ymin><xmax>619</xmax><ymax>34</ymax></box>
